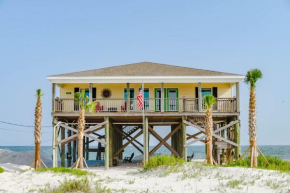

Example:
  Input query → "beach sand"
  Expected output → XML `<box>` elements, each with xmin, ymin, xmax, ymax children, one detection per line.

<box><xmin>0</xmin><ymin>149</ymin><xmax>290</xmax><ymax>192</ymax></box>
<box><xmin>1</xmin><ymin>161</ymin><xmax>290</xmax><ymax>193</ymax></box>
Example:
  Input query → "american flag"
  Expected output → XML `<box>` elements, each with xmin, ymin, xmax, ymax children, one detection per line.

<box><xmin>137</xmin><ymin>86</ymin><xmax>144</xmax><ymax>109</ymax></box>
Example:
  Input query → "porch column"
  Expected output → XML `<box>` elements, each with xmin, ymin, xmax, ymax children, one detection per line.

<box><xmin>234</xmin><ymin>116</ymin><xmax>241</xmax><ymax>159</ymax></box>
<box><xmin>161</xmin><ymin>83</ymin><xmax>164</xmax><ymax>112</ymax></box>
<box><xmin>198</xmin><ymin>82</ymin><xmax>202</xmax><ymax>112</ymax></box>
<box><xmin>52</xmin><ymin>83</ymin><xmax>56</xmax><ymax>113</ymax></box>
<box><xmin>236</xmin><ymin>82</ymin><xmax>240</xmax><ymax>112</ymax></box>
<box><xmin>105</xmin><ymin>116</ymin><xmax>110</xmax><ymax>169</ymax></box>
<box><xmin>89</xmin><ymin>83</ymin><xmax>93</xmax><ymax>102</ymax></box>
<box><xmin>126</xmin><ymin>83</ymin><xmax>130</xmax><ymax>112</ymax></box>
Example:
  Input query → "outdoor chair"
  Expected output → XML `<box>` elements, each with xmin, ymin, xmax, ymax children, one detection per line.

<box><xmin>96</xmin><ymin>102</ymin><xmax>104</xmax><ymax>112</ymax></box>
<box><xmin>123</xmin><ymin>153</ymin><xmax>134</xmax><ymax>163</ymax></box>
<box><xmin>187</xmin><ymin>152</ymin><xmax>194</xmax><ymax>162</ymax></box>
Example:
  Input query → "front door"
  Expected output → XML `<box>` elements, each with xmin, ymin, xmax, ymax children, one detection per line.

<box><xmin>166</xmin><ymin>88</ymin><xmax>178</xmax><ymax>112</ymax></box>
<box><xmin>155</xmin><ymin>88</ymin><xmax>178</xmax><ymax>112</ymax></box>
<box><xmin>154</xmin><ymin>88</ymin><xmax>165</xmax><ymax>111</ymax></box>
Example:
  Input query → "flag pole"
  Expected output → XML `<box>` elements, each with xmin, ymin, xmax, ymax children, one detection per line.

<box><xmin>142</xmin><ymin>81</ymin><xmax>146</xmax><ymax>164</ymax></box>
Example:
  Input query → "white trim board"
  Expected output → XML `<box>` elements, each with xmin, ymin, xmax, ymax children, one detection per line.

<box><xmin>47</xmin><ymin>76</ymin><xmax>244</xmax><ymax>84</ymax></box>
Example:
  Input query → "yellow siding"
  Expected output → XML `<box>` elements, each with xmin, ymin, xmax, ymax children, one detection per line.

<box><xmin>58</xmin><ymin>83</ymin><xmax>233</xmax><ymax>99</ymax></box>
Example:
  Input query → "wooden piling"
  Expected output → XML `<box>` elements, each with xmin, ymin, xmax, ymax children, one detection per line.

<box><xmin>86</xmin><ymin>137</ymin><xmax>89</xmax><ymax>160</ymax></box>
<box><xmin>105</xmin><ymin>117</ymin><xmax>109</xmax><ymax>169</ymax></box>
<box><xmin>144</xmin><ymin>117</ymin><xmax>149</xmax><ymax>162</ymax></box>
<box><xmin>67</xmin><ymin>130</ymin><xmax>72</xmax><ymax>167</ymax></box>
<box><xmin>119</xmin><ymin>126</ymin><xmax>123</xmax><ymax>159</ymax></box>
<box><xmin>234</xmin><ymin>116</ymin><xmax>241</xmax><ymax>159</ymax></box>
<box><xmin>73</xmin><ymin>130</ymin><xmax>77</xmax><ymax>163</ymax></box>
<box><xmin>52</xmin><ymin>120</ymin><xmax>58</xmax><ymax>167</ymax></box>
<box><xmin>61</xmin><ymin>126</ymin><xmax>65</xmax><ymax>167</ymax></box>
<box><xmin>181</xmin><ymin>116</ymin><xmax>187</xmax><ymax>161</ymax></box>
<box><xmin>109</xmin><ymin>122</ymin><xmax>113</xmax><ymax>167</ymax></box>
<box><xmin>171</xmin><ymin>125</ymin><xmax>176</xmax><ymax>154</ymax></box>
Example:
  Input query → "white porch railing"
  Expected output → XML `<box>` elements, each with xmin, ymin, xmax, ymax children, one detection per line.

<box><xmin>54</xmin><ymin>98</ymin><xmax>237</xmax><ymax>113</ymax></box>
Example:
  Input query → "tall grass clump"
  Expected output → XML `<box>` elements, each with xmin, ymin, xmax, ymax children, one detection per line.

<box><xmin>226</xmin><ymin>156</ymin><xmax>290</xmax><ymax>172</ymax></box>
<box><xmin>36</xmin><ymin>167</ymin><xmax>90</xmax><ymax>176</ymax></box>
<box><xmin>40</xmin><ymin>178</ymin><xmax>92</xmax><ymax>193</ymax></box>
<box><xmin>143</xmin><ymin>155</ymin><xmax>185</xmax><ymax>171</ymax></box>
<box><xmin>0</xmin><ymin>167</ymin><xmax>4</xmax><ymax>173</ymax></box>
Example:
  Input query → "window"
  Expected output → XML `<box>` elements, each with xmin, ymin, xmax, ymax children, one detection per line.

<box><xmin>124</xmin><ymin>88</ymin><xmax>135</xmax><ymax>110</ymax></box>
<box><xmin>124</xmin><ymin>88</ymin><xmax>135</xmax><ymax>99</ymax></box>
<box><xmin>202</xmin><ymin>88</ymin><xmax>212</xmax><ymax>97</ymax></box>
<box><xmin>144</xmin><ymin>88</ymin><xmax>149</xmax><ymax>110</ymax></box>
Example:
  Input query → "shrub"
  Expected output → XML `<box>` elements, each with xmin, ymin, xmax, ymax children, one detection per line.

<box><xmin>0</xmin><ymin>167</ymin><xmax>4</xmax><ymax>173</ymax></box>
<box><xmin>36</xmin><ymin>167</ymin><xmax>90</xmax><ymax>176</ymax></box>
<box><xmin>226</xmin><ymin>156</ymin><xmax>290</xmax><ymax>172</ymax></box>
<box><xmin>40</xmin><ymin>178</ymin><xmax>92</xmax><ymax>193</ymax></box>
<box><xmin>143</xmin><ymin>155</ymin><xmax>185</xmax><ymax>171</ymax></box>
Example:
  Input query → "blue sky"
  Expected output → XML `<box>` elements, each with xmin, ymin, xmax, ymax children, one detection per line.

<box><xmin>0</xmin><ymin>1</ymin><xmax>289</xmax><ymax>146</ymax></box>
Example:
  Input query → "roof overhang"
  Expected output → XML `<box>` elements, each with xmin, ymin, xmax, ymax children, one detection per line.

<box><xmin>47</xmin><ymin>76</ymin><xmax>245</xmax><ymax>84</ymax></box>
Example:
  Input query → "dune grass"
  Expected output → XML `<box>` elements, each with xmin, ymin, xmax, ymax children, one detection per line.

<box><xmin>225</xmin><ymin>156</ymin><xmax>290</xmax><ymax>172</ymax></box>
<box><xmin>40</xmin><ymin>178</ymin><xmax>92</xmax><ymax>193</ymax></box>
<box><xmin>143</xmin><ymin>155</ymin><xmax>185</xmax><ymax>171</ymax></box>
<box><xmin>40</xmin><ymin>178</ymin><xmax>113</xmax><ymax>193</ymax></box>
<box><xmin>36</xmin><ymin>167</ymin><xmax>90</xmax><ymax>176</ymax></box>
<box><xmin>0</xmin><ymin>167</ymin><xmax>4</xmax><ymax>173</ymax></box>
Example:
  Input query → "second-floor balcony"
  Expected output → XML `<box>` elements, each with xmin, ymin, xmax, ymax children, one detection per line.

<box><xmin>53</xmin><ymin>98</ymin><xmax>237</xmax><ymax>114</ymax></box>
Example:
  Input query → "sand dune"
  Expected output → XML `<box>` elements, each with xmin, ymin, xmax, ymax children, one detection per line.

<box><xmin>0</xmin><ymin>149</ymin><xmax>50</xmax><ymax>166</ymax></box>
<box><xmin>0</xmin><ymin>161</ymin><xmax>289</xmax><ymax>192</ymax></box>
<box><xmin>0</xmin><ymin>149</ymin><xmax>290</xmax><ymax>192</ymax></box>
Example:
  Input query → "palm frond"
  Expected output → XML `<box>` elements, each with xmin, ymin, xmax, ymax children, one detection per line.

<box><xmin>203</xmin><ymin>95</ymin><xmax>216</xmax><ymax>109</ymax></box>
<box><xmin>85</xmin><ymin>101</ymin><xmax>97</xmax><ymax>113</ymax></box>
<box><xmin>244</xmin><ymin>69</ymin><xmax>263</xmax><ymax>88</ymax></box>
<box><xmin>35</xmin><ymin>89</ymin><xmax>44</xmax><ymax>97</ymax></box>
<box><xmin>74</xmin><ymin>92</ymin><xmax>81</xmax><ymax>105</ymax></box>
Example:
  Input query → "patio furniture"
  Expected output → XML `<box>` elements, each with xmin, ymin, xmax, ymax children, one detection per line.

<box><xmin>123</xmin><ymin>153</ymin><xmax>134</xmax><ymax>163</ymax></box>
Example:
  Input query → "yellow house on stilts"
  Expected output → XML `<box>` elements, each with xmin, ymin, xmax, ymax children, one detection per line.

<box><xmin>47</xmin><ymin>62</ymin><xmax>244</xmax><ymax>168</ymax></box>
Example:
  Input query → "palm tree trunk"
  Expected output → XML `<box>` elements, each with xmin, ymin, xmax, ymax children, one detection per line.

<box><xmin>34</xmin><ymin>96</ymin><xmax>42</xmax><ymax>170</ymax></box>
<box><xmin>78</xmin><ymin>107</ymin><xmax>85</xmax><ymax>168</ymax></box>
<box><xmin>249</xmin><ymin>88</ymin><xmax>257</xmax><ymax>167</ymax></box>
<box><xmin>205</xmin><ymin>108</ymin><xmax>213</xmax><ymax>165</ymax></box>
<box><xmin>35</xmin><ymin>141</ymin><xmax>41</xmax><ymax>169</ymax></box>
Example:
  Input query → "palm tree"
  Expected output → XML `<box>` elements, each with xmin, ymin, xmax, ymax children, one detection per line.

<box><xmin>74</xmin><ymin>90</ymin><xmax>96</xmax><ymax>168</ymax></box>
<box><xmin>203</xmin><ymin>94</ymin><xmax>216</xmax><ymax>165</ymax></box>
<box><xmin>34</xmin><ymin>89</ymin><xmax>43</xmax><ymax>170</ymax></box>
<box><xmin>244</xmin><ymin>69</ymin><xmax>262</xmax><ymax>167</ymax></box>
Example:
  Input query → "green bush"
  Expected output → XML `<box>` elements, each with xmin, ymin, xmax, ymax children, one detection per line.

<box><xmin>0</xmin><ymin>167</ymin><xmax>4</xmax><ymax>173</ymax></box>
<box><xmin>143</xmin><ymin>155</ymin><xmax>185</xmax><ymax>171</ymax></box>
<box><xmin>40</xmin><ymin>178</ymin><xmax>92</xmax><ymax>193</ymax></box>
<box><xmin>226</xmin><ymin>156</ymin><xmax>290</xmax><ymax>172</ymax></box>
<box><xmin>36</xmin><ymin>167</ymin><xmax>90</xmax><ymax>176</ymax></box>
